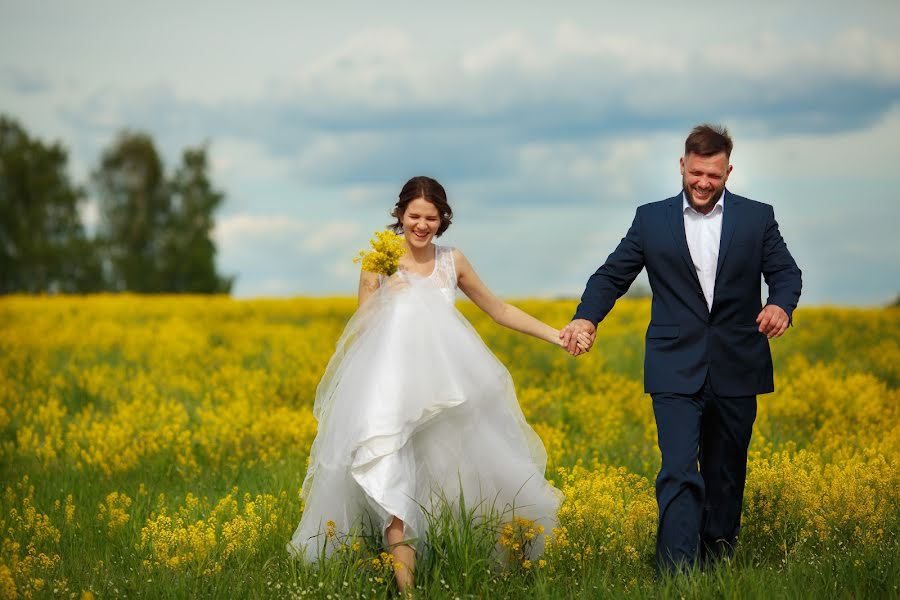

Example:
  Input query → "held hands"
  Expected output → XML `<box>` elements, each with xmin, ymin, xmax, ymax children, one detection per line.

<box><xmin>559</xmin><ymin>319</ymin><xmax>597</xmax><ymax>356</ymax></box>
<box><xmin>756</xmin><ymin>304</ymin><xmax>789</xmax><ymax>339</ymax></box>
<box><xmin>557</xmin><ymin>307</ymin><xmax>786</xmax><ymax>356</ymax></box>
<box><xmin>562</xmin><ymin>331</ymin><xmax>594</xmax><ymax>355</ymax></box>
<box><xmin>558</xmin><ymin>306</ymin><xmax>788</xmax><ymax>356</ymax></box>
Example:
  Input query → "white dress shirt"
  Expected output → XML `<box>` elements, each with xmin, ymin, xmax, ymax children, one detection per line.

<box><xmin>683</xmin><ymin>192</ymin><xmax>725</xmax><ymax>311</ymax></box>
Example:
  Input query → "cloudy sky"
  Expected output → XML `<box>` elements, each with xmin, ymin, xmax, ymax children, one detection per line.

<box><xmin>2</xmin><ymin>0</ymin><xmax>898</xmax><ymax>305</ymax></box>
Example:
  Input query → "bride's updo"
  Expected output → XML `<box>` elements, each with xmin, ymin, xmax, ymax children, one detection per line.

<box><xmin>389</xmin><ymin>176</ymin><xmax>453</xmax><ymax>237</ymax></box>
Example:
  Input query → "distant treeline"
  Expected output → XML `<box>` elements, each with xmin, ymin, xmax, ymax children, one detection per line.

<box><xmin>0</xmin><ymin>114</ymin><xmax>233</xmax><ymax>294</ymax></box>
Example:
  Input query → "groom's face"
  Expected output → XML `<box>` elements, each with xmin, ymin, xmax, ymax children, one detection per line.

<box><xmin>680</xmin><ymin>152</ymin><xmax>732</xmax><ymax>214</ymax></box>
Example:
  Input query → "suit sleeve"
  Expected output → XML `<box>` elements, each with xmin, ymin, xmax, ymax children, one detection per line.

<box><xmin>762</xmin><ymin>205</ymin><xmax>802</xmax><ymax>323</ymax></box>
<box><xmin>572</xmin><ymin>208</ymin><xmax>646</xmax><ymax>325</ymax></box>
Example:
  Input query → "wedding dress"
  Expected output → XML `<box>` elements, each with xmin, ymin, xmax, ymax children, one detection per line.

<box><xmin>287</xmin><ymin>245</ymin><xmax>562</xmax><ymax>560</ymax></box>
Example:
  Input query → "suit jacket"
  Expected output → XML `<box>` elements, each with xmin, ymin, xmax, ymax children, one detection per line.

<box><xmin>573</xmin><ymin>190</ymin><xmax>802</xmax><ymax>396</ymax></box>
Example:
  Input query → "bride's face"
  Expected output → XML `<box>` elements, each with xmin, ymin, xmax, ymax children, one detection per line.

<box><xmin>402</xmin><ymin>197</ymin><xmax>440</xmax><ymax>249</ymax></box>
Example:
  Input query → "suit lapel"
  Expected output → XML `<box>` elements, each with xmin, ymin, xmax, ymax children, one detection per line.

<box><xmin>666</xmin><ymin>194</ymin><xmax>703</xmax><ymax>290</ymax></box>
<box><xmin>715</xmin><ymin>190</ymin><xmax>738</xmax><ymax>282</ymax></box>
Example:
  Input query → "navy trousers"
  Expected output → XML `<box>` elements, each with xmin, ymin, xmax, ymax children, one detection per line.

<box><xmin>651</xmin><ymin>378</ymin><xmax>757</xmax><ymax>573</ymax></box>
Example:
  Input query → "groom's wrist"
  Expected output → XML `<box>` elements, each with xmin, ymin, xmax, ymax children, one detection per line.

<box><xmin>571</xmin><ymin>314</ymin><xmax>598</xmax><ymax>327</ymax></box>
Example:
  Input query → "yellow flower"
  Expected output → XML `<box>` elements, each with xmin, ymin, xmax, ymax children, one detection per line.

<box><xmin>64</xmin><ymin>495</ymin><xmax>76</xmax><ymax>525</ymax></box>
<box><xmin>96</xmin><ymin>492</ymin><xmax>132</xmax><ymax>536</ymax></box>
<box><xmin>353</xmin><ymin>230</ymin><xmax>407</xmax><ymax>276</ymax></box>
<box><xmin>0</xmin><ymin>565</ymin><xmax>16</xmax><ymax>600</ymax></box>
<box><xmin>2</xmin><ymin>294</ymin><xmax>899</xmax><ymax>590</ymax></box>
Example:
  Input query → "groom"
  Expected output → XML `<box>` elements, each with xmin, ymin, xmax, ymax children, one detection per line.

<box><xmin>561</xmin><ymin>124</ymin><xmax>801</xmax><ymax>573</ymax></box>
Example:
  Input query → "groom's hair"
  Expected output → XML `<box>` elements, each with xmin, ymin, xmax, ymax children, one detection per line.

<box><xmin>685</xmin><ymin>124</ymin><xmax>733</xmax><ymax>158</ymax></box>
<box><xmin>389</xmin><ymin>176</ymin><xmax>454</xmax><ymax>237</ymax></box>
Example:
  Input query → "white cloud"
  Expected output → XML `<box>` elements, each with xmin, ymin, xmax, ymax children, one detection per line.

<box><xmin>343</xmin><ymin>183</ymin><xmax>396</xmax><ymax>207</ymax></box>
<box><xmin>290</xmin><ymin>28</ymin><xmax>446</xmax><ymax>111</ymax></box>
<box><xmin>329</xmin><ymin>257</ymin><xmax>357</xmax><ymax>279</ymax></box>
<box><xmin>213</xmin><ymin>214</ymin><xmax>368</xmax><ymax>297</ymax></box>
<box><xmin>554</xmin><ymin>23</ymin><xmax>688</xmax><ymax>74</ymax></box>
<box><xmin>302</xmin><ymin>221</ymin><xmax>361</xmax><ymax>253</ymax></box>
<box><xmin>461</xmin><ymin>32</ymin><xmax>547</xmax><ymax>74</ymax></box>
<box><xmin>44</xmin><ymin>23</ymin><xmax>900</xmax><ymax>190</ymax></box>
<box><xmin>214</xmin><ymin>214</ymin><xmax>308</xmax><ymax>244</ymax></box>
<box><xmin>705</xmin><ymin>28</ymin><xmax>900</xmax><ymax>82</ymax></box>
<box><xmin>210</xmin><ymin>137</ymin><xmax>293</xmax><ymax>183</ymax></box>
<box><xmin>732</xmin><ymin>104</ymin><xmax>900</xmax><ymax>188</ymax></box>
<box><xmin>294</xmin><ymin>133</ymin><xmax>380</xmax><ymax>178</ymax></box>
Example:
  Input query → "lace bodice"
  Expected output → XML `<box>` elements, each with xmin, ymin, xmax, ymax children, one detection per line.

<box><xmin>380</xmin><ymin>245</ymin><xmax>457</xmax><ymax>303</ymax></box>
<box><xmin>428</xmin><ymin>245</ymin><xmax>458</xmax><ymax>301</ymax></box>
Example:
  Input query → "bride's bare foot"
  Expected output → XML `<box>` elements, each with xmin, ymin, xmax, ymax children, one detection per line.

<box><xmin>386</xmin><ymin>516</ymin><xmax>415</xmax><ymax>594</ymax></box>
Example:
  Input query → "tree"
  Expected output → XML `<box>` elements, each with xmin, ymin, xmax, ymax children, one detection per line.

<box><xmin>93</xmin><ymin>132</ymin><xmax>233</xmax><ymax>293</ymax></box>
<box><xmin>0</xmin><ymin>114</ymin><xmax>104</xmax><ymax>293</ymax></box>
<box><xmin>160</xmin><ymin>146</ymin><xmax>233</xmax><ymax>293</ymax></box>
<box><xmin>93</xmin><ymin>131</ymin><xmax>169</xmax><ymax>292</ymax></box>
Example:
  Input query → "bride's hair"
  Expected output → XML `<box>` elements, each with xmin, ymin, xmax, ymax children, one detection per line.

<box><xmin>389</xmin><ymin>176</ymin><xmax>453</xmax><ymax>237</ymax></box>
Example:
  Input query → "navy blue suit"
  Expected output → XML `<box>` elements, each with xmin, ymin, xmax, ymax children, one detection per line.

<box><xmin>573</xmin><ymin>189</ymin><xmax>801</xmax><ymax>571</ymax></box>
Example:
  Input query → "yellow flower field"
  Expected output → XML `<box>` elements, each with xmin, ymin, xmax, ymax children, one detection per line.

<box><xmin>0</xmin><ymin>295</ymin><xmax>897</xmax><ymax>598</ymax></box>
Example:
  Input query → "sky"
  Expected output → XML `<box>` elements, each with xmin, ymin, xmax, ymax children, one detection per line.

<box><xmin>2</xmin><ymin>0</ymin><xmax>899</xmax><ymax>305</ymax></box>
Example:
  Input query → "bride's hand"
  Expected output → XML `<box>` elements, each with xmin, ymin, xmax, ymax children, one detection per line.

<box><xmin>578</xmin><ymin>332</ymin><xmax>593</xmax><ymax>351</ymax></box>
<box><xmin>384</xmin><ymin>271</ymin><xmax>409</xmax><ymax>292</ymax></box>
<box><xmin>554</xmin><ymin>330</ymin><xmax>593</xmax><ymax>352</ymax></box>
<box><xmin>573</xmin><ymin>331</ymin><xmax>594</xmax><ymax>354</ymax></box>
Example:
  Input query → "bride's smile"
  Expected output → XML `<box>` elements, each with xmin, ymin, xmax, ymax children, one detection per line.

<box><xmin>401</xmin><ymin>197</ymin><xmax>440</xmax><ymax>249</ymax></box>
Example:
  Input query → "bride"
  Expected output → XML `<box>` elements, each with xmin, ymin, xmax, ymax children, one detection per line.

<box><xmin>287</xmin><ymin>176</ymin><xmax>590</xmax><ymax>593</ymax></box>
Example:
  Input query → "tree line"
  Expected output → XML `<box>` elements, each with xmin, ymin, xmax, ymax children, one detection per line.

<box><xmin>0</xmin><ymin>114</ymin><xmax>233</xmax><ymax>294</ymax></box>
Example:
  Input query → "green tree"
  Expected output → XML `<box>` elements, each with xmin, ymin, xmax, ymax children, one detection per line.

<box><xmin>94</xmin><ymin>131</ymin><xmax>233</xmax><ymax>293</ymax></box>
<box><xmin>0</xmin><ymin>114</ymin><xmax>104</xmax><ymax>293</ymax></box>
<box><xmin>93</xmin><ymin>131</ymin><xmax>169</xmax><ymax>292</ymax></box>
<box><xmin>160</xmin><ymin>146</ymin><xmax>233</xmax><ymax>293</ymax></box>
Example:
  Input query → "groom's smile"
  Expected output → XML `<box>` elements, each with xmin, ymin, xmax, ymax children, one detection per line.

<box><xmin>680</xmin><ymin>151</ymin><xmax>733</xmax><ymax>214</ymax></box>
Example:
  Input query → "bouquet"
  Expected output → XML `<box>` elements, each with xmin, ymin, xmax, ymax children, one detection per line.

<box><xmin>353</xmin><ymin>229</ymin><xmax>407</xmax><ymax>276</ymax></box>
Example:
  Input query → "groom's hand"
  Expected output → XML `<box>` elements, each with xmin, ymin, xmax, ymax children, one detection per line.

<box><xmin>560</xmin><ymin>319</ymin><xmax>596</xmax><ymax>356</ymax></box>
<box><xmin>756</xmin><ymin>304</ymin><xmax>789</xmax><ymax>339</ymax></box>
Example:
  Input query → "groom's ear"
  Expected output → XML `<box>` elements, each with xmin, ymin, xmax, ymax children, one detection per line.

<box><xmin>679</xmin><ymin>156</ymin><xmax>685</xmax><ymax>175</ymax></box>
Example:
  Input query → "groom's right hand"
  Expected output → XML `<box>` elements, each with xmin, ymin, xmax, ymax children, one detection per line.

<box><xmin>560</xmin><ymin>319</ymin><xmax>597</xmax><ymax>356</ymax></box>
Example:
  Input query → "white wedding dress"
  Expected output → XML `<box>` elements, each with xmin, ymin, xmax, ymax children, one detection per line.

<box><xmin>287</xmin><ymin>245</ymin><xmax>562</xmax><ymax>560</ymax></box>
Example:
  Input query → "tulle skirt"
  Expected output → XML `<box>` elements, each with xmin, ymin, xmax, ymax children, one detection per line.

<box><xmin>287</xmin><ymin>275</ymin><xmax>562</xmax><ymax>560</ymax></box>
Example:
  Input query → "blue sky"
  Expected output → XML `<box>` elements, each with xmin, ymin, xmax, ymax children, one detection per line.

<box><xmin>2</xmin><ymin>0</ymin><xmax>898</xmax><ymax>304</ymax></box>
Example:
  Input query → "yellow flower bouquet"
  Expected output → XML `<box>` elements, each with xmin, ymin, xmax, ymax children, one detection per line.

<box><xmin>353</xmin><ymin>229</ymin><xmax>407</xmax><ymax>276</ymax></box>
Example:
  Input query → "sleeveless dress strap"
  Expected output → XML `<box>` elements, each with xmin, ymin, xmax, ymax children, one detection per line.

<box><xmin>432</xmin><ymin>245</ymin><xmax>457</xmax><ymax>291</ymax></box>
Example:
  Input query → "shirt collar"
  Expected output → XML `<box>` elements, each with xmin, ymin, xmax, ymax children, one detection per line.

<box><xmin>682</xmin><ymin>189</ymin><xmax>726</xmax><ymax>216</ymax></box>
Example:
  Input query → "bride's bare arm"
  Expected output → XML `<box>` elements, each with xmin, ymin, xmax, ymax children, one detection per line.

<box><xmin>454</xmin><ymin>248</ymin><xmax>566</xmax><ymax>346</ymax></box>
<box><xmin>358</xmin><ymin>269</ymin><xmax>380</xmax><ymax>307</ymax></box>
